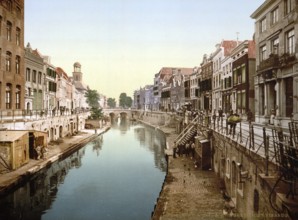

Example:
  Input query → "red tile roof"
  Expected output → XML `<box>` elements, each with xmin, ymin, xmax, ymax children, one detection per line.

<box><xmin>221</xmin><ymin>40</ymin><xmax>240</xmax><ymax>56</ymax></box>
<box><xmin>158</xmin><ymin>67</ymin><xmax>194</xmax><ymax>79</ymax></box>
<box><xmin>56</xmin><ymin>67</ymin><xmax>70</xmax><ymax>81</ymax></box>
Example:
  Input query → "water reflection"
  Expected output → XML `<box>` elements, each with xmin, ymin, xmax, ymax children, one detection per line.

<box><xmin>0</xmin><ymin>121</ymin><xmax>167</xmax><ymax>220</ymax></box>
<box><xmin>0</xmin><ymin>148</ymin><xmax>86</xmax><ymax>220</ymax></box>
<box><xmin>92</xmin><ymin>135</ymin><xmax>103</xmax><ymax>156</ymax></box>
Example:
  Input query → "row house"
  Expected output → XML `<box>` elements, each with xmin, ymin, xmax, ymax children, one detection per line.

<box><xmin>133</xmin><ymin>89</ymin><xmax>141</xmax><ymax>109</ymax></box>
<box><xmin>153</xmin><ymin>67</ymin><xmax>173</xmax><ymax>111</ymax></box>
<box><xmin>144</xmin><ymin>85</ymin><xmax>154</xmax><ymax>111</ymax></box>
<box><xmin>43</xmin><ymin>55</ymin><xmax>57</xmax><ymax>115</ymax></box>
<box><xmin>0</xmin><ymin>0</ymin><xmax>24</xmax><ymax>112</ymax></box>
<box><xmin>56</xmin><ymin>67</ymin><xmax>72</xmax><ymax>114</ymax></box>
<box><xmin>251</xmin><ymin>0</ymin><xmax>297</xmax><ymax>127</ymax></box>
<box><xmin>153</xmin><ymin>67</ymin><xmax>192</xmax><ymax>111</ymax></box>
<box><xmin>222</xmin><ymin>52</ymin><xmax>234</xmax><ymax>113</ymax></box>
<box><xmin>189</xmin><ymin>67</ymin><xmax>200</xmax><ymax>110</ymax></box>
<box><xmin>199</xmin><ymin>54</ymin><xmax>213</xmax><ymax>112</ymax></box>
<box><xmin>211</xmin><ymin>40</ymin><xmax>238</xmax><ymax>115</ymax></box>
<box><xmin>24</xmin><ymin>43</ymin><xmax>44</xmax><ymax>112</ymax></box>
<box><xmin>164</xmin><ymin>68</ymin><xmax>193</xmax><ymax>111</ymax></box>
<box><xmin>184</xmin><ymin>75</ymin><xmax>190</xmax><ymax>107</ymax></box>
<box><xmin>230</xmin><ymin>40</ymin><xmax>256</xmax><ymax>116</ymax></box>
<box><xmin>152</xmin><ymin>73</ymin><xmax>160</xmax><ymax>111</ymax></box>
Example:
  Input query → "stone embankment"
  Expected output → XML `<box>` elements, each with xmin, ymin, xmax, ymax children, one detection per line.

<box><xmin>142</xmin><ymin>121</ymin><xmax>239</xmax><ymax>220</ymax></box>
<box><xmin>0</xmin><ymin>126</ymin><xmax>110</xmax><ymax>196</ymax></box>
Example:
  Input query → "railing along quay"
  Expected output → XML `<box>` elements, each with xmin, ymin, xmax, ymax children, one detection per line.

<box><xmin>0</xmin><ymin>109</ymin><xmax>89</xmax><ymax>123</ymax></box>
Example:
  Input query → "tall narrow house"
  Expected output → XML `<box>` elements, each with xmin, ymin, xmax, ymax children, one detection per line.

<box><xmin>0</xmin><ymin>0</ymin><xmax>25</xmax><ymax>112</ymax></box>
<box><xmin>251</xmin><ymin>0</ymin><xmax>297</xmax><ymax>127</ymax></box>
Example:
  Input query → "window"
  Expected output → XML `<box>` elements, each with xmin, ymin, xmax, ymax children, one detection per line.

<box><xmin>6</xmin><ymin>51</ymin><xmax>11</xmax><ymax>72</ymax></box>
<box><xmin>16</xmin><ymin>85</ymin><xmax>21</xmax><ymax>109</ymax></box>
<box><xmin>28</xmin><ymin>87</ymin><xmax>31</xmax><ymax>96</ymax></box>
<box><xmin>272</xmin><ymin>38</ymin><xmax>279</xmax><ymax>54</ymax></box>
<box><xmin>16</xmin><ymin>56</ymin><xmax>20</xmax><ymax>74</ymax></box>
<box><xmin>16</xmin><ymin>27</ymin><xmax>21</xmax><ymax>46</ymax></box>
<box><xmin>254</xmin><ymin>190</ymin><xmax>259</xmax><ymax>213</ymax></box>
<box><xmin>260</xmin><ymin>17</ymin><xmax>266</xmax><ymax>32</ymax></box>
<box><xmin>233</xmin><ymin>67</ymin><xmax>243</xmax><ymax>85</ymax></box>
<box><xmin>0</xmin><ymin>16</ymin><xmax>2</xmax><ymax>36</ymax></box>
<box><xmin>242</xmin><ymin>91</ymin><xmax>246</xmax><ymax>109</ymax></box>
<box><xmin>38</xmin><ymin>72</ymin><xmax>42</xmax><ymax>84</ymax></box>
<box><xmin>226</xmin><ymin>159</ymin><xmax>230</xmax><ymax>178</ymax></box>
<box><xmin>16</xmin><ymin>7</ymin><xmax>21</xmax><ymax>18</ymax></box>
<box><xmin>49</xmin><ymin>81</ymin><xmax>57</xmax><ymax>92</ymax></box>
<box><xmin>232</xmin><ymin>161</ymin><xmax>237</xmax><ymax>184</ymax></box>
<box><xmin>241</xmin><ymin>65</ymin><xmax>246</xmax><ymax>83</ymax></box>
<box><xmin>5</xmin><ymin>84</ymin><xmax>12</xmax><ymax>109</ymax></box>
<box><xmin>32</xmin><ymin>70</ymin><xmax>37</xmax><ymax>83</ymax></box>
<box><xmin>233</xmin><ymin>69</ymin><xmax>237</xmax><ymax>85</ymax></box>
<box><xmin>285</xmin><ymin>77</ymin><xmax>293</xmax><ymax>117</ymax></box>
<box><xmin>286</xmin><ymin>29</ymin><xmax>295</xmax><ymax>54</ymax></box>
<box><xmin>284</xmin><ymin>0</ymin><xmax>293</xmax><ymax>15</ymax></box>
<box><xmin>260</xmin><ymin>45</ymin><xmax>267</xmax><ymax>61</ymax></box>
<box><xmin>237</xmin><ymin>92</ymin><xmax>242</xmax><ymax>110</ymax></box>
<box><xmin>6</xmin><ymin>21</ymin><xmax>12</xmax><ymax>41</ymax></box>
<box><xmin>7</xmin><ymin>0</ymin><xmax>12</xmax><ymax>11</ymax></box>
<box><xmin>26</xmin><ymin>68</ymin><xmax>31</xmax><ymax>81</ymax></box>
<box><xmin>271</xmin><ymin>7</ymin><xmax>279</xmax><ymax>25</ymax></box>
<box><xmin>237</xmin><ymin>90</ymin><xmax>246</xmax><ymax>110</ymax></box>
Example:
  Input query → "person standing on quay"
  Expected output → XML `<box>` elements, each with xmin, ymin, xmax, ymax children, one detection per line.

<box><xmin>190</xmin><ymin>141</ymin><xmax>195</xmax><ymax>159</ymax></box>
<box><xmin>173</xmin><ymin>141</ymin><xmax>177</xmax><ymax>158</ymax></box>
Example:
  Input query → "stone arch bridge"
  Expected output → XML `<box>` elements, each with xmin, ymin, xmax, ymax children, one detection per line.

<box><xmin>102</xmin><ymin>109</ymin><xmax>140</xmax><ymax>121</ymax></box>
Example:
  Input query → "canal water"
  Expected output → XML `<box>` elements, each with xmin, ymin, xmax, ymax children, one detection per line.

<box><xmin>0</xmin><ymin>121</ymin><xmax>167</xmax><ymax>220</ymax></box>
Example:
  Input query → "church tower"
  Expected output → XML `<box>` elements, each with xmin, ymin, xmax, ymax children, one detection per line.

<box><xmin>73</xmin><ymin>62</ymin><xmax>82</xmax><ymax>82</ymax></box>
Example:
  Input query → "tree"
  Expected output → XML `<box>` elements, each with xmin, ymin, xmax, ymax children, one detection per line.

<box><xmin>107</xmin><ymin>98</ymin><xmax>116</xmax><ymax>108</ymax></box>
<box><xmin>90</xmin><ymin>107</ymin><xmax>103</xmax><ymax>120</ymax></box>
<box><xmin>119</xmin><ymin>93</ymin><xmax>127</xmax><ymax>108</ymax></box>
<box><xmin>85</xmin><ymin>89</ymin><xmax>103</xmax><ymax>119</ymax></box>
<box><xmin>119</xmin><ymin>93</ymin><xmax>132</xmax><ymax>108</ymax></box>
<box><xmin>85</xmin><ymin>89</ymin><xmax>100</xmax><ymax>108</ymax></box>
<box><xmin>126</xmin><ymin>96</ymin><xmax>132</xmax><ymax>107</ymax></box>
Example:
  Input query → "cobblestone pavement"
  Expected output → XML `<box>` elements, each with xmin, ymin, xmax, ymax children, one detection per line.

<box><xmin>152</xmin><ymin>126</ymin><xmax>239</xmax><ymax>220</ymax></box>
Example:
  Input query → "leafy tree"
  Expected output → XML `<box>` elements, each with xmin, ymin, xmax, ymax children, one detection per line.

<box><xmin>90</xmin><ymin>107</ymin><xmax>103</xmax><ymax>120</ymax></box>
<box><xmin>85</xmin><ymin>89</ymin><xmax>100</xmax><ymax>108</ymax></box>
<box><xmin>119</xmin><ymin>93</ymin><xmax>132</xmax><ymax>108</ymax></box>
<box><xmin>107</xmin><ymin>98</ymin><xmax>116</xmax><ymax>108</ymax></box>
<box><xmin>85</xmin><ymin>89</ymin><xmax>103</xmax><ymax>119</ymax></box>
<box><xmin>119</xmin><ymin>93</ymin><xmax>127</xmax><ymax>108</ymax></box>
<box><xmin>126</xmin><ymin>96</ymin><xmax>132</xmax><ymax>107</ymax></box>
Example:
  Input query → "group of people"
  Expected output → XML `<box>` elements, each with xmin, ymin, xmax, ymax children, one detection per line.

<box><xmin>35</xmin><ymin>145</ymin><xmax>47</xmax><ymax>160</ymax></box>
<box><xmin>173</xmin><ymin>140</ymin><xmax>196</xmax><ymax>159</ymax></box>
<box><xmin>173</xmin><ymin>140</ymin><xmax>202</xmax><ymax>169</ymax></box>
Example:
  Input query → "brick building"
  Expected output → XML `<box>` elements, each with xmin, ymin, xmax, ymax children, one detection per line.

<box><xmin>0</xmin><ymin>0</ymin><xmax>25</xmax><ymax>111</ymax></box>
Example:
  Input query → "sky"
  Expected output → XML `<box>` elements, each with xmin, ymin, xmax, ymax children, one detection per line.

<box><xmin>25</xmin><ymin>0</ymin><xmax>265</xmax><ymax>100</ymax></box>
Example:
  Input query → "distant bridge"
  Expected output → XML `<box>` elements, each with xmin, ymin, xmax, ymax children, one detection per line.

<box><xmin>102</xmin><ymin>108</ymin><xmax>141</xmax><ymax>120</ymax></box>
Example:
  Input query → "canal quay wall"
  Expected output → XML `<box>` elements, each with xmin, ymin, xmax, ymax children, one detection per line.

<box><xmin>139</xmin><ymin>112</ymin><xmax>293</xmax><ymax>220</ymax></box>
<box><xmin>0</xmin><ymin>126</ymin><xmax>110</xmax><ymax>197</ymax></box>
<box><xmin>0</xmin><ymin>112</ymin><xmax>89</xmax><ymax>143</ymax></box>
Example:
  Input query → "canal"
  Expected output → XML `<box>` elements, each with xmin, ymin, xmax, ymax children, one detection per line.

<box><xmin>0</xmin><ymin>121</ymin><xmax>167</xmax><ymax>220</ymax></box>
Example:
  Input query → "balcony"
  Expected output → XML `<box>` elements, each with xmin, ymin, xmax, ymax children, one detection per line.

<box><xmin>258</xmin><ymin>53</ymin><xmax>297</xmax><ymax>73</ymax></box>
<box><xmin>258</xmin><ymin>54</ymin><xmax>279</xmax><ymax>72</ymax></box>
